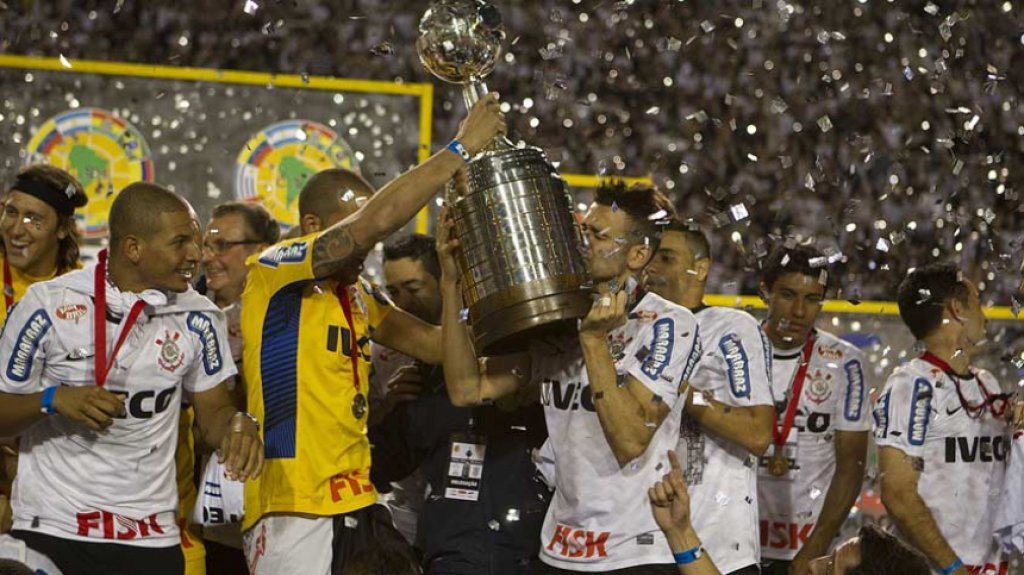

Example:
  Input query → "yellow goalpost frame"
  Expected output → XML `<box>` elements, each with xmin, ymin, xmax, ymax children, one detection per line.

<box><xmin>1</xmin><ymin>54</ymin><xmax>1018</xmax><ymax>320</ymax></box>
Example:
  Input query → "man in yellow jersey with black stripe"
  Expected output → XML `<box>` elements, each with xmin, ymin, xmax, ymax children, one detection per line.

<box><xmin>241</xmin><ymin>93</ymin><xmax>506</xmax><ymax>574</ymax></box>
<box><xmin>0</xmin><ymin>164</ymin><xmax>88</xmax><ymax>537</ymax></box>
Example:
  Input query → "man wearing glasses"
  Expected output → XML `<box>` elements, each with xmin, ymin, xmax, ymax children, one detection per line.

<box><xmin>876</xmin><ymin>262</ymin><xmax>1017</xmax><ymax>575</ymax></box>
<box><xmin>202</xmin><ymin>203</ymin><xmax>281</xmax><ymax>312</ymax></box>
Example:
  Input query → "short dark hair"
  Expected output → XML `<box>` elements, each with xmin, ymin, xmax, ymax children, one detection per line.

<box><xmin>849</xmin><ymin>524</ymin><xmax>930</xmax><ymax>575</ymax></box>
<box><xmin>593</xmin><ymin>181</ymin><xmax>676</xmax><ymax>252</ymax></box>
<box><xmin>109</xmin><ymin>182</ymin><xmax>191</xmax><ymax>246</ymax></box>
<box><xmin>211</xmin><ymin>202</ymin><xmax>280</xmax><ymax>245</ymax></box>
<box><xmin>664</xmin><ymin>218</ymin><xmax>711</xmax><ymax>261</ymax></box>
<box><xmin>298</xmin><ymin>168</ymin><xmax>374</xmax><ymax>222</ymax></box>
<box><xmin>896</xmin><ymin>262</ymin><xmax>969</xmax><ymax>340</ymax></box>
<box><xmin>761</xmin><ymin>243</ymin><xmax>830</xmax><ymax>291</ymax></box>
<box><xmin>383</xmin><ymin>233</ymin><xmax>440</xmax><ymax>281</ymax></box>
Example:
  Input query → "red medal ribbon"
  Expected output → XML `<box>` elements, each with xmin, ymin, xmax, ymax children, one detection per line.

<box><xmin>94</xmin><ymin>250</ymin><xmax>147</xmax><ymax>388</ymax></box>
<box><xmin>772</xmin><ymin>336</ymin><xmax>816</xmax><ymax>449</ymax></box>
<box><xmin>334</xmin><ymin>284</ymin><xmax>361</xmax><ymax>393</ymax></box>
<box><xmin>919</xmin><ymin>351</ymin><xmax>1008</xmax><ymax>418</ymax></box>
<box><xmin>3</xmin><ymin>257</ymin><xmax>13</xmax><ymax>312</ymax></box>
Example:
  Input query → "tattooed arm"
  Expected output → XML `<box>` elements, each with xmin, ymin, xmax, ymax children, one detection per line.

<box><xmin>311</xmin><ymin>93</ymin><xmax>505</xmax><ymax>279</ymax></box>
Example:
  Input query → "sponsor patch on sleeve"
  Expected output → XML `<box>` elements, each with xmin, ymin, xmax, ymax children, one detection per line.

<box><xmin>257</xmin><ymin>242</ymin><xmax>309</xmax><ymax>268</ymax></box>
<box><xmin>718</xmin><ymin>333</ymin><xmax>751</xmax><ymax>398</ymax></box>
<box><xmin>681</xmin><ymin>325</ymin><xmax>702</xmax><ymax>383</ymax></box>
<box><xmin>908</xmin><ymin>378</ymin><xmax>933</xmax><ymax>446</ymax></box>
<box><xmin>5</xmin><ymin>309</ymin><xmax>52</xmax><ymax>383</ymax></box>
<box><xmin>873</xmin><ymin>389</ymin><xmax>891</xmax><ymax>439</ymax></box>
<box><xmin>843</xmin><ymin>359</ymin><xmax>866</xmax><ymax>421</ymax></box>
<box><xmin>641</xmin><ymin>318</ymin><xmax>675</xmax><ymax>380</ymax></box>
<box><xmin>186</xmin><ymin>312</ymin><xmax>224</xmax><ymax>376</ymax></box>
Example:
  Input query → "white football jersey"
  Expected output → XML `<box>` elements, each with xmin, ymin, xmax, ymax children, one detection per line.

<box><xmin>874</xmin><ymin>356</ymin><xmax>1008</xmax><ymax>571</ymax></box>
<box><xmin>0</xmin><ymin>267</ymin><xmax>236</xmax><ymax>548</ymax></box>
<box><xmin>532</xmin><ymin>292</ymin><xmax>702</xmax><ymax>571</ymax></box>
<box><xmin>757</xmin><ymin>329</ymin><xmax>871</xmax><ymax>560</ymax></box>
<box><xmin>677</xmin><ymin>306</ymin><xmax>773</xmax><ymax>572</ymax></box>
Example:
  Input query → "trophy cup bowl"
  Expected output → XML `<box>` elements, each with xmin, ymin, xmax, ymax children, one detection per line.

<box><xmin>418</xmin><ymin>0</ymin><xmax>591</xmax><ymax>355</ymax></box>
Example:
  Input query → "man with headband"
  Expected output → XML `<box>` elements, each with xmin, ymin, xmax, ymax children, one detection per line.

<box><xmin>0</xmin><ymin>164</ymin><xmax>89</xmax><ymax>323</ymax></box>
<box><xmin>755</xmin><ymin>244</ymin><xmax>870</xmax><ymax>575</ymax></box>
<box><xmin>0</xmin><ymin>164</ymin><xmax>88</xmax><ymax>549</ymax></box>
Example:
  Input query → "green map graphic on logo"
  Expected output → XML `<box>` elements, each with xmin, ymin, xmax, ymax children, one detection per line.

<box><xmin>68</xmin><ymin>145</ymin><xmax>108</xmax><ymax>188</ymax></box>
<box><xmin>279</xmin><ymin>156</ymin><xmax>315</xmax><ymax>207</ymax></box>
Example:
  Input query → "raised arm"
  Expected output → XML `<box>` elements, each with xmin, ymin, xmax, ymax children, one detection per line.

<box><xmin>437</xmin><ymin>209</ymin><xmax>528</xmax><ymax>407</ymax></box>
<box><xmin>650</xmin><ymin>451</ymin><xmax>723</xmax><ymax>575</ymax></box>
<box><xmin>311</xmin><ymin>94</ymin><xmax>506</xmax><ymax>279</ymax></box>
<box><xmin>580</xmin><ymin>293</ymin><xmax>669</xmax><ymax>466</ymax></box>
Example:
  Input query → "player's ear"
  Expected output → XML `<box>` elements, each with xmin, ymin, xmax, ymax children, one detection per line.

<box><xmin>301</xmin><ymin>214</ymin><xmax>322</xmax><ymax>236</ymax></box>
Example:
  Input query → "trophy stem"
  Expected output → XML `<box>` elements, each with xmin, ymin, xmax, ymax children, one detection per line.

<box><xmin>462</xmin><ymin>79</ymin><xmax>489</xmax><ymax>110</ymax></box>
<box><xmin>462</xmin><ymin>78</ymin><xmax>513</xmax><ymax>151</ymax></box>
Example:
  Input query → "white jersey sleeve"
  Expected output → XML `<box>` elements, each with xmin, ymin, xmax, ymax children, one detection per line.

<box><xmin>181</xmin><ymin>310</ymin><xmax>238</xmax><ymax>394</ymax></box>
<box><xmin>873</xmin><ymin>369</ymin><xmax>931</xmax><ymax>458</ymax></box>
<box><xmin>0</xmin><ymin>285</ymin><xmax>52</xmax><ymax>394</ymax></box>
<box><xmin>623</xmin><ymin>304</ymin><xmax>702</xmax><ymax>403</ymax></box>
<box><xmin>834</xmin><ymin>347</ymin><xmax>871</xmax><ymax>432</ymax></box>
<box><xmin>696</xmin><ymin>309</ymin><xmax>773</xmax><ymax>407</ymax></box>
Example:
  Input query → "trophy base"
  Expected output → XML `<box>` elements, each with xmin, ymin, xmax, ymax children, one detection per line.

<box><xmin>469</xmin><ymin>275</ymin><xmax>592</xmax><ymax>355</ymax></box>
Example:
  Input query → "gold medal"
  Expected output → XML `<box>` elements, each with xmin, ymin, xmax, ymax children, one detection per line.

<box><xmin>768</xmin><ymin>452</ymin><xmax>790</xmax><ymax>477</ymax></box>
<box><xmin>352</xmin><ymin>393</ymin><xmax>367</xmax><ymax>420</ymax></box>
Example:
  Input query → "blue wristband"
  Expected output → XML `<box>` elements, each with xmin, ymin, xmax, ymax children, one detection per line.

<box><xmin>447</xmin><ymin>139</ymin><xmax>472</xmax><ymax>162</ymax></box>
<box><xmin>40</xmin><ymin>386</ymin><xmax>58</xmax><ymax>415</ymax></box>
<box><xmin>940</xmin><ymin>559</ymin><xmax>963</xmax><ymax>575</ymax></box>
<box><xmin>673</xmin><ymin>545</ymin><xmax>703</xmax><ymax>565</ymax></box>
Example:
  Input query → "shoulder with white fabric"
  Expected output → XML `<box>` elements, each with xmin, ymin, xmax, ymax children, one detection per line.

<box><xmin>696</xmin><ymin>306</ymin><xmax>773</xmax><ymax>403</ymax></box>
<box><xmin>873</xmin><ymin>360</ymin><xmax>933</xmax><ymax>455</ymax></box>
<box><xmin>623</xmin><ymin>292</ymin><xmax>702</xmax><ymax>400</ymax></box>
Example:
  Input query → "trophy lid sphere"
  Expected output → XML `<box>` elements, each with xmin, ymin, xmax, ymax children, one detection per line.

<box><xmin>417</xmin><ymin>0</ymin><xmax>506</xmax><ymax>85</ymax></box>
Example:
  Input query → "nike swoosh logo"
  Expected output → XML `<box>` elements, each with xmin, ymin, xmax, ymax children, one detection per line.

<box><xmin>946</xmin><ymin>405</ymin><xmax>963</xmax><ymax>416</ymax></box>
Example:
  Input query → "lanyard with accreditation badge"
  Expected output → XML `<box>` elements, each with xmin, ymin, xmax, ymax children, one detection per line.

<box><xmin>768</xmin><ymin>334</ymin><xmax>816</xmax><ymax>477</ymax></box>
<box><xmin>94</xmin><ymin>250</ymin><xmax>147</xmax><ymax>388</ymax></box>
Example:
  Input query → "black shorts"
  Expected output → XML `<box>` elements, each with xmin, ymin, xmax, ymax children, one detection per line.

<box><xmin>760</xmin><ymin>558</ymin><xmax>790</xmax><ymax>575</ymax></box>
<box><xmin>11</xmin><ymin>529</ymin><xmax>184</xmax><ymax>575</ymax></box>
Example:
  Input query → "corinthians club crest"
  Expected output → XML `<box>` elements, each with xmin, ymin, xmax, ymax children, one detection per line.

<box><xmin>156</xmin><ymin>330</ymin><xmax>184</xmax><ymax>373</ymax></box>
<box><xmin>806</xmin><ymin>369</ymin><xmax>833</xmax><ymax>405</ymax></box>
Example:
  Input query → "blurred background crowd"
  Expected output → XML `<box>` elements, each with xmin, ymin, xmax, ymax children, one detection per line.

<box><xmin>2</xmin><ymin>0</ymin><xmax>1022</xmax><ymax>302</ymax></box>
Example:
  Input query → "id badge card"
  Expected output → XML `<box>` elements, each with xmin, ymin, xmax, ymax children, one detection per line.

<box><xmin>444</xmin><ymin>433</ymin><xmax>487</xmax><ymax>501</ymax></box>
<box><xmin>759</xmin><ymin>428</ymin><xmax>799</xmax><ymax>480</ymax></box>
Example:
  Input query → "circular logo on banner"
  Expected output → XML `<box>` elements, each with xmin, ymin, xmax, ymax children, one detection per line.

<box><xmin>24</xmin><ymin>108</ymin><xmax>154</xmax><ymax>238</ymax></box>
<box><xmin>234</xmin><ymin>120</ymin><xmax>359</xmax><ymax>227</ymax></box>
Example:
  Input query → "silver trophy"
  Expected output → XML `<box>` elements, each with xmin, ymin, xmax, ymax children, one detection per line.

<box><xmin>418</xmin><ymin>0</ymin><xmax>590</xmax><ymax>354</ymax></box>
